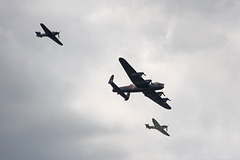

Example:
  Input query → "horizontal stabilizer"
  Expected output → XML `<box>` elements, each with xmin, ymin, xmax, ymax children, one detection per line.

<box><xmin>108</xmin><ymin>75</ymin><xmax>130</xmax><ymax>101</ymax></box>
<box><xmin>35</xmin><ymin>32</ymin><xmax>42</xmax><ymax>37</ymax></box>
<box><xmin>145</xmin><ymin>124</ymin><xmax>150</xmax><ymax>129</ymax></box>
<box><xmin>121</xmin><ymin>92</ymin><xmax>130</xmax><ymax>101</ymax></box>
<box><xmin>108</xmin><ymin>75</ymin><xmax>114</xmax><ymax>84</ymax></box>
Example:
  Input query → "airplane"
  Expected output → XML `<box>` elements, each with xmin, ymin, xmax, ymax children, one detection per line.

<box><xmin>145</xmin><ymin>118</ymin><xmax>170</xmax><ymax>136</ymax></box>
<box><xmin>108</xmin><ymin>57</ymin><xmax>171</xmax><ymax>110</ymax></box>
<box><xmin>35</xmin><ymin>23</ymin><xmax>63</xmax><ymax>46</ymax></box>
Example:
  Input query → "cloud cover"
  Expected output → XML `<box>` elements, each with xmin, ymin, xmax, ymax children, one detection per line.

<box><xmin>1</xmin><ymin>0</ymin><xmax>240</xmax><ymax>159</ymax></box>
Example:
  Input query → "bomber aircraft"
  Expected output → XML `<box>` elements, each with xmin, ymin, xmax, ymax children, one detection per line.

<box><xmin>35</xmin><ymin>23</ymin><xmax>63</xmax><ymax>46</ymax></box>
<box><xmin>145</xmin><ymin>118</ymin><xmax>170</xmax><ymax>136</ymax></box>
<box><xmin>108</xmin><ymin>57</ymin><xmax>171</xmax><ymax>110</ymax></box>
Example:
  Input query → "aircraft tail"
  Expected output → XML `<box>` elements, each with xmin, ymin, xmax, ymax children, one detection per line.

<box><xmin>121</xmin><ymin>92</ymin><xmax>130</xmax><ymax>101</ymax></box>
<box><xmin>145</xmin><ymin>124</ymin><xmax>155</xmax><ymax>129</ymax></box>
<box><xmin>35</xmin><ymin>32</ymin><xmax>42</xmax><ymax>37</ymax></box>
<box><xmin>108</xmin><ymin>75</ymin><xmax>130</xmax><ymax>101</ymax></box>
<box><xmin>108</xmin><ymin>75</ymin><xmax>119</xmax><ymax>90</ymax></box>
<box><xmin>145</xmin><ymin>124</ymin><xmax>150</xmax><ymax>129</ymax></box>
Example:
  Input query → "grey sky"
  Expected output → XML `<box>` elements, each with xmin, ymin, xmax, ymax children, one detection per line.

<box><xmin>1</xmin><ymin>0</ymin><xmax>240</xmax><ymax>160</ymax></box>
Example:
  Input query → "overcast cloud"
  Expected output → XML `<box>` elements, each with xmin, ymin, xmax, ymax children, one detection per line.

<box><xmin>1</xmin><ymin>0</ymin><xmax>240</xmax><ymax>160</ymax></box>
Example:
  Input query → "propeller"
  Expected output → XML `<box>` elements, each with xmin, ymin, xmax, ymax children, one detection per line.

<box><xmin>57</xmin><ymin>31</ymin><xmax>61</xmax><ymax>38</ymax></box>
<box><xmin>54</xmin><ymin>31</ymin><xmax>61</xmax><ymax>38</ymax></box>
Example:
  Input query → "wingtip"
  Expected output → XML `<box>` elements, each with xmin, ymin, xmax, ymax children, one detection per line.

<box><xmin>119</xmin><ymin>57</ymin><xmax>125</xmax><ymax>62</ymax></box>
<box><xmin>163</xmin><ymin>104</ymin><xmax>171</xmax><ymax>110</ymax></box>
<box><xmin>119</xmin><ymin>57</ymin><xmax>128</xmax><ymax>65</ymax></box>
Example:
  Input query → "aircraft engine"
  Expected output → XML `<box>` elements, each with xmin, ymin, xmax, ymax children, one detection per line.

<box><xmin>161</xmin><ymin>98</ymin><xmax>171</xmax><ymax>102</ymax></box>
<box><xmin>145</xmin><ymin>79</ymin><xmax>152</xmax><ymax>84</ymax></box>
<box><xmin>131</xmin><ymin>72</ymin><xmax>145</xmax><ymax>77</ymax></box>
<box><xmin>156</xmin><ymin>92</ymin><xmax>165</xmax><ymax>96</ymax></box>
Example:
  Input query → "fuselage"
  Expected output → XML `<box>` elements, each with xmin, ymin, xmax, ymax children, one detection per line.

<box><xmin>113</xmin><ymin>82</ymin><xmax>164</xmax><ymax>93</ymax></box>
<box><xmin>36</xmin><ymin>32</ymin><xmax>59</xmax><ymax>38</ymax></box>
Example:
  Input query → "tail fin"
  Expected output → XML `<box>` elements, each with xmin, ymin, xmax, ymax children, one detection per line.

<box><xmin>121</xmin><ymin>92</ymin><xmax>130</xmax><ymax>101</ymax></box>
<box><xmin>145</xmin><ymin>124</ymin><xmax>150</xmax><ymax>129</ymax></box>
<box><xmin>35</xmin><ymin>32</ymin><xmax>42</xmax><ymax>37</ymax></box>
<box><xmin>108</xmin><ymin>75</ymin><xmax>130</xmax><ymax>101</ymax></box>
<box><xmin>108</xmin><ymin>75</ymin><xmax>119</xmax><ymax>91</ymax></box>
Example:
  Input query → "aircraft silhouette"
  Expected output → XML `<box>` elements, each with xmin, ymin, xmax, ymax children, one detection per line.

<box><xmin>145</xmin><ymin>118</ymin><xmax>170</xmax><ymax>136</ymax></box>
<box><xmin>108</xmin><ymin>57</ymin><xmax>171</xmax><ymax>110</ymax></box>
<box><xmin>35</xmin><ymin>23</ymin><xmax>63</xmax><ymax>46</ymax></box>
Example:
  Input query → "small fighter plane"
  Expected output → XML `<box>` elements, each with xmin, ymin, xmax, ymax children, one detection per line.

<box><xmin>145</xmin><ymin>118</ymin><xmax>170</xmax><ymax>136</ymax></box>
<box><xmin>108</xmin><ymin>57</ymin><xmax>171</xmax><ymax>110</ymax></box>
<box><xmin>35</xmin><ymin>23</ymin><xmax>63</xmax><ymax>46</ymax></box>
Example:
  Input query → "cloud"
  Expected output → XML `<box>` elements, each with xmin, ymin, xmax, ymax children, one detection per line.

<box><xmin>1</xmin><ymin>0</ymin><xmax>240</xmax><ymax>160</ymax></box>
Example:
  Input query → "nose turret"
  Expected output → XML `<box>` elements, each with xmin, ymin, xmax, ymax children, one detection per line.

<box><xmin>161</xmin><ymin>83</ymin><xmax>164</xmax><ymax>88</ymax></box>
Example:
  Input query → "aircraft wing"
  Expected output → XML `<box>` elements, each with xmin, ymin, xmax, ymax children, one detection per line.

<box><xmin>158</xmin><ymin>127</ymin><xmax>170</xmax><ymax>136</ymax></box>
<box><xmin>143</xmin><ymin>90</ymin><xmax>171</xmax><ymax>109</ymax></box>
<box><xmin>152</xmin><ymin>118</ymin><xmax>170</xmax><ymax>136</ymax></box>
<box><xmin>40</xmin><ymin>23</ymin><xmax>52</xmax><ymax>35</ymax></box>
<box><xmin>48</xmin><ymin>34</ymin><xmax>63</xmax><ymax>46</ymax></box>
<box><xmin>40</xmin><ymin>23</ymin><xmax>63</xmax><ymax>46</ymax></box>
<box><xmin>119</xmin><ymin>57</ymin><xmax>149</xmax><ymax>88</ymax></box>
<box><xmin>152</xmin><ymin>118</ymin><xmax>161</xmax><ymax>128</ymax></box>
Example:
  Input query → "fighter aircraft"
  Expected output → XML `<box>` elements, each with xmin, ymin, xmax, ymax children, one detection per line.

<box><xmin>108</xmin><ymin>57</ymin><xmax>171</xmax><ymax>110</ymax></box>
<box><xmin>35</xmin><ymin>23</ymin><xmax>63</xmax><ymax>46</ymax></box>
<box><xmin>145</xmin><ymin>118</ymin><xmax>170</xmax><ymax>136</ymax></box>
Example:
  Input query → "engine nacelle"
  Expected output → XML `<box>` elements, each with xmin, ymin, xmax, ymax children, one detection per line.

<box><xmin>144</xmin><ymin>79</ymin><xmax>152</xmax><ymax>84</ymax></box>
<box><xmin>156</xmin><ymin>91</ymin><xmax>165</xmax><ymax>96</ymax></box>
<box><xmin>131</xmin><ymin>72</ymin><xmax>145</xmax><ymax>77</ymax></box>
<box><xmin>161</xmin><ymin>98</ymin><xmax>171</xmax><ymax>103</ymax></box>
